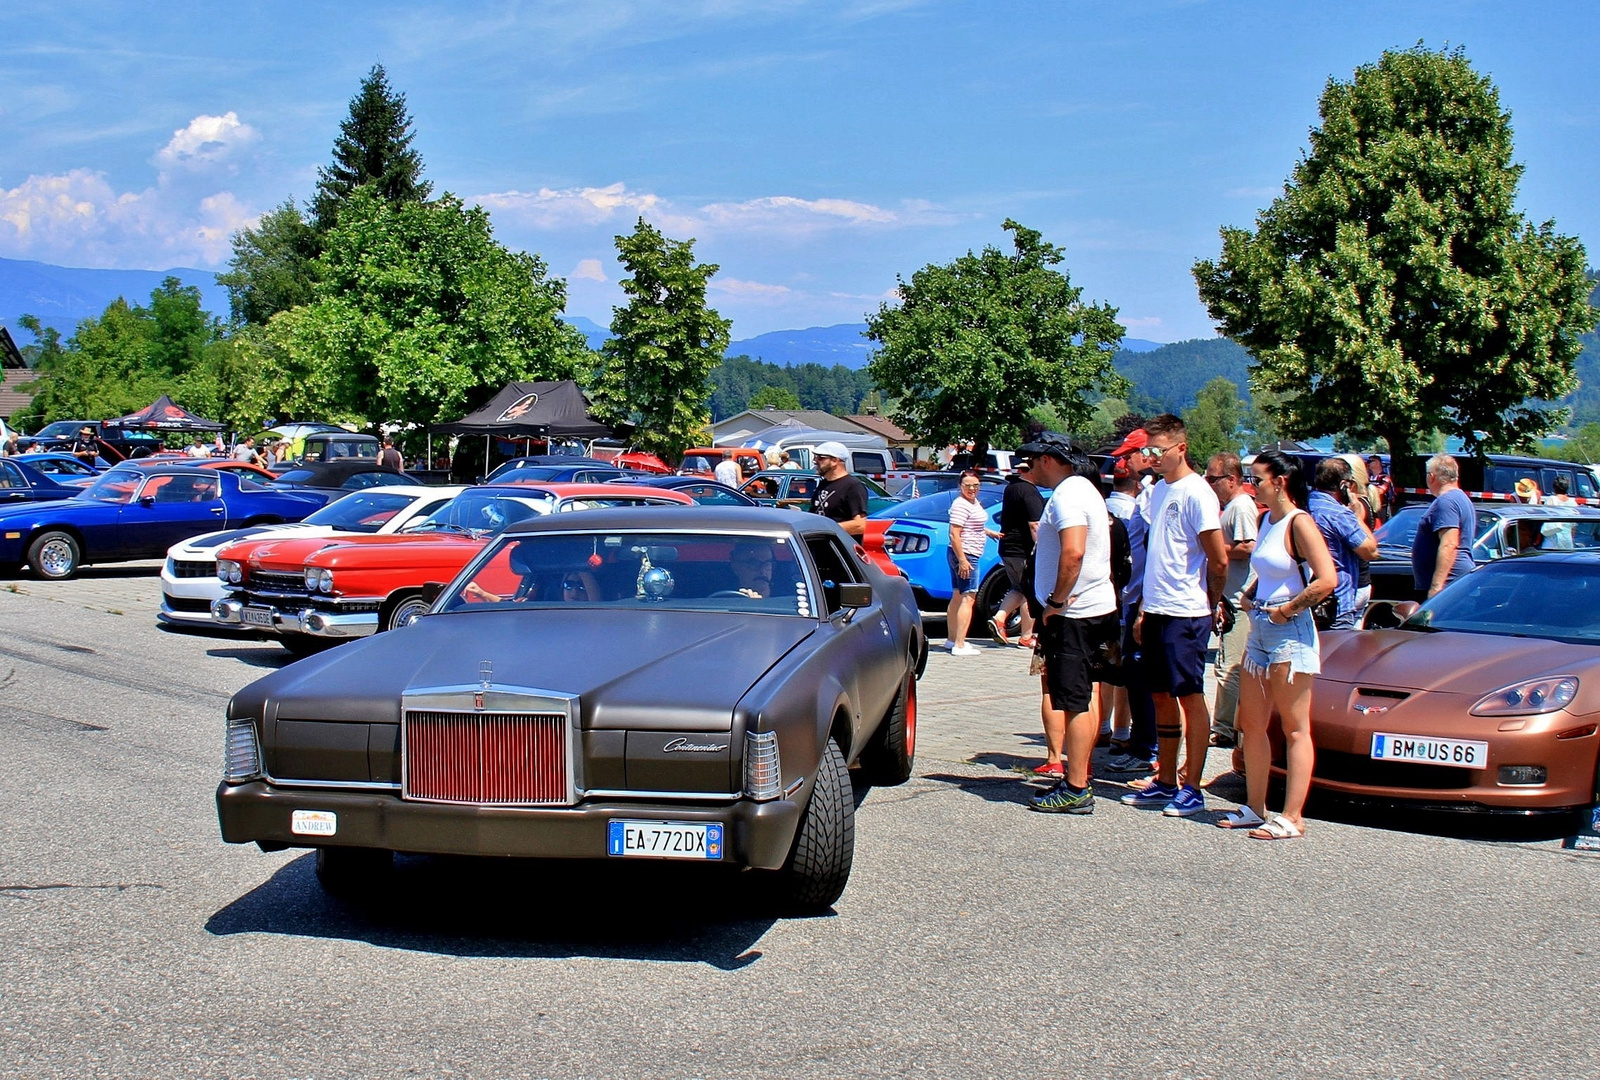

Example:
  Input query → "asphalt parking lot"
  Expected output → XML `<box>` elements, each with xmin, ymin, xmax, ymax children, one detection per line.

<box><xmin>2</xmin><ymin>562</ymin><xmax>1597</xmax><ymax>1079</ymax></box>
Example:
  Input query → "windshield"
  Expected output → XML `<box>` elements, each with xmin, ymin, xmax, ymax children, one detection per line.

<box><xmin>272</xmin><ymin>469</ymin><xmax>319</xmax><ymax>484</ymax></box>
<box><xmin>873</xmin><ymin>485</ymin><xmax>1003</xmax><ymax>521</ymax></box>
<box><xmin>78</xmin><ymin>468</ymin><xmax>143</xmax><ymax>504</ymax></box>
<box><xmin>486</xmin><ymin>463</ymin><xmax>565</xmax><ymax>482</ymax></box>
<box><xmin>439</xmin><ymin>531</ymin><xmax>811</xmax><ymax>616</ymax></box>
<box><xmin>887</xmin><ymin>474</ymin><xmax>963</xmax><ymax>497</ymax></box>
<box><xmin>34</xmin><ymin>422</ymin><xmax>90</xmax><ymax>439</ymax></box>
<box><xmin>303</xmin><ymin>491</ymin><xmax>428</xmax><ymax>533</ymax></box>
<box><xmin>1376</xmin><ymin>505</ymin><xmax>1497</xmax><ymax>550</ymax></box>
<box><xmin>1402</xmin><ymin>559</ymin><xmax>1600</xmax><ymax>643</ymax></box>
<box><xmin>404</xmin><ymin>490</ymin><xmax>554</xmax><ymax>536</ymax></box>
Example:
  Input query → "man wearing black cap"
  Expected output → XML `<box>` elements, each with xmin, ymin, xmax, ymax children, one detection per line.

<box><xmin>1018</xmin><ymin>432</ymin><xmax>1119</xmax><ymax>815</ymax></box>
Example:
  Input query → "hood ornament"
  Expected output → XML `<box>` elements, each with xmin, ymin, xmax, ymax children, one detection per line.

<box><xmin>475</xmin><ymin>661</ymin><xmax>493</xmax><ymax>710</ymax></box>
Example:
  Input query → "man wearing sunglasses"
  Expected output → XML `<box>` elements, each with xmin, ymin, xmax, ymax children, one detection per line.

<box><xmin>1121</xmin><ymin>414</ymin><xmax>1228</xmax><ymax>818</ymax></box>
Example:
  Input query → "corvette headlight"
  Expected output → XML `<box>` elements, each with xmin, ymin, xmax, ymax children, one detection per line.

<box><xmin>1470</xmin><ymin>676</ymin><xmax>1578</xmax><ymax>717</ymax></box>
<box><xmin>217</xmin><ymin>558</ymin><xmax>238</xmax><ymax>582</ymax></box>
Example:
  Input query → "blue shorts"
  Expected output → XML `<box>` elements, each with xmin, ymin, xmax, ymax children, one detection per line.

<box><xmin>1141</xmin><ymin>612</ymin><xmax>1210</xmax><ymax>699</ymax></box>
<box><xmin>1244</xmin><ymin>606</ymin><xmax>1320</xmax><ymax>678</ymax></box>
<box><xmin>947</xmin><ymin>547</ymin><xmax>979</xmax><ymax>593</ymax></box>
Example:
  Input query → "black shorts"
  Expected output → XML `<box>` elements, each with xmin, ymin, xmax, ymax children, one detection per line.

<box><xmin>1038</xmin><ymin>611</ymin><xmax>1120</xmax><ymax>714</ymax></box>
<box><xmin>1141</xmin><ymin>612</ymin><xmax>1210</xmax><ymax>699</ymax></box>
<box><xmin>1002</xmin><ymin>555</ymin><xmax>1030</xmax><ymax>593</ymax></box>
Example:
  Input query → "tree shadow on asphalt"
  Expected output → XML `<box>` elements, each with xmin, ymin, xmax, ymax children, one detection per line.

<box><xmin>205</xmin><ymin>852</ymin><xmax>789</xmax><ymax>969</ymax></box>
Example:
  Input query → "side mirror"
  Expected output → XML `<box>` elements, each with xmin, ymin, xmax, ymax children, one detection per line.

<box><xmin>139</xmin><ymin>495</ymin><xmax>155</xmax><ymax>507</ymax></box>
<box><xmin>837</xmin><ymin>582</ymin><xmax>873</xmax><ymax>608</ymax></box>
<box><xmin>418</xmin><ymin>581</ymin><xmax>445</xmax><ymax>605</ymax></box>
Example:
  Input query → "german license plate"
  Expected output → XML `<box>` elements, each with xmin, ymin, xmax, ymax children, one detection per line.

<box><xmin>1371</xmin><ymin>732</ymin><xmax>1489</xmax><ymax>769</ymax></box>
<box><xmin>241</xmin><ymin>606</ymin><xmax>274</xmax><ymax>627</ymax></box>
<box><xmin>607</xmin><ymin>820</ymin><xmax>723</xmax><ymax>860</ymax></box>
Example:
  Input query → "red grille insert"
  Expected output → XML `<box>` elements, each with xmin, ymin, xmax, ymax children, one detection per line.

<box><xmin>404</xmin><ymin>710</ymin><xmax>568</xmax><ymax>805</ymax></box>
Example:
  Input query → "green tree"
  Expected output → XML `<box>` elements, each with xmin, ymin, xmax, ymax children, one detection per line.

<box><xmin>1551</xmin><ymin>423</ymin><xmax>1600</xmax><ymax>464</ymax></box>
<box><xmin>866</xmin><ymin>219</ymin><xmax>1126</xmax><ymax>464</ymax></box>
<box><xmin>259</xmin><ymin>188</ymin><xmax>590</xmax><ymax>430</ymax></box>
<box><xmin>1182</xmin><ymin>376</ymin><xmax>1245</xmax><ymax>466</ymax></box>
<box><xmin>591</xmin><ymin>218</ymin><xmax>732</xmax><ymax>459</ymax></box>
<box><xmin>748</xmin><ymin>384</ymin><xmax>802</xmax><ymax>410</ymax></box>
<box><xmin>1194</xmin><ymin>45</ymin><xmax>1594</xmax><ymax>487</ymax></box>
<box><xmin>18</xmin><ymin>299</ymin><xmax>164</xmax><ymax>423</ymax></box>
<box><xmin>311</xmin><ymin>64</ymin><xmax>431</xmax><ymax>232</ymax></box>
<box><xmin>218</xmin><ymin>200</ymin><xmax>321</xmax><ymax>326</ymax></box>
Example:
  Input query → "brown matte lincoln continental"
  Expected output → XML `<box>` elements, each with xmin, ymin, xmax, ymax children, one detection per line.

<box><xmin>217</xmin><ymin>505</ymin><xmax>926</xmax><ymax>911</ymax></box>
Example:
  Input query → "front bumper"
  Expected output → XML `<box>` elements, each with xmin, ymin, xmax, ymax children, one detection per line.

<box><xmin>216</xmin><ymin>781</ymin><xmax>803</xmax><ymax>869</ymax></box>
<box><xmin>211</xmin><ymin>597</ymin><xmax>379</xmax><ymax>638</ymax></box>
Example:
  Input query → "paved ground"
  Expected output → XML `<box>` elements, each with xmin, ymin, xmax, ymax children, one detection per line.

<box><xmin>2</xmin><ymin>564</ymin><xmax>1596</xmax><ymax>1079</ymax></box>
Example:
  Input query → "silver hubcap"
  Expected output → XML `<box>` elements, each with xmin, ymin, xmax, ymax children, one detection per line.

<box><xmin>392</xmin><ymin>601</ymin><xmax>429</xmax><ymax>628</ymax></box>
<box><xmin>39</xmin><ymin>539</ymin><xmax>73</xmax><ymax>577</ymax></box>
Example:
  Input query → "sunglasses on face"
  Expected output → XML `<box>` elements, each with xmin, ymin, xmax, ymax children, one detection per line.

<box><xmin>1140</xmin><ymin>443</ymin><xmax>1181</xmax><ymax>460</ymax></box>
<box><xmin>1203</xmin><ymin>473</ymin><xmax>1229</xmax><ymax>484</ymax></box>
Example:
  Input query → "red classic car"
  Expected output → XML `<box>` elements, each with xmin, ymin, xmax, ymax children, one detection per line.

<box><xmin>211</xmin><ymin>483</ymin><xmax>693</xmax><ymax>653</ymax></box>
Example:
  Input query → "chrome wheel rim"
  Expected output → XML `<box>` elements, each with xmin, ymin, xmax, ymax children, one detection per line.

<box><xmin>38</xmin><ymin>539</ymin><xmax>74</xmax><ymax>577</ymax></box>
<box><xmin>391</xmin><ymin>599</ymin><xmax>430</xmax><ymax>628</ymax></box>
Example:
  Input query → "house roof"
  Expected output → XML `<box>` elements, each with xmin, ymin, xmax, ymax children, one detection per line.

<box><xmin>843</xmin><ymin>413</ymin><xmax>912</xmax><ymax>443</ymax></box>
<box><xmin>710</xmin><ymin>408</ymin><xmax>866</xmax><ymax>436</ymax></box>
<box><xmin>0</xmin><ymin>369</ymin><xmax>34</xmax><ymax>421</ymax></box>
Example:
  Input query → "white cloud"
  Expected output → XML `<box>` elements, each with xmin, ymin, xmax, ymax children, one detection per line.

<box><xmin>0</xmin><ymin>111</ymin><xmax>266</xmax><ymax>268</ymax></box>
<box><xmin>710</xmin><ymin>277</ymin><xmax>793</xmax><ymax>300</ymax></box>
<box><xmin>477</xmin><ymin>183</ymin><xmax>665</xmax><ymax>229</ymax></box>
<box><xmin>570</xmin><ymin>257</ymin><xmax>608</xmax><ymax>281</ymax></box>
<box><xmin>154</xmin><ymin>112</ymin><xmax>259</xmax><ymax>174</ymax></box>
<box><xmin>1121</xmin><ymin>316</ymin><xmax>1166</xmax><ymax>334</ymax></box>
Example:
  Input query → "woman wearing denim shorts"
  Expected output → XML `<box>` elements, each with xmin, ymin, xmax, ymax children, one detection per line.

<box><xmin>1222</xmin><ymin>450</ymin><xmax>1338</xmax><ymax>840</ymax></box>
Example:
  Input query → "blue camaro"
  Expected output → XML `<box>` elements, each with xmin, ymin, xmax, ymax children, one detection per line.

<box><xmin>870</xmin><ymin>484</ymin><xmax>1010</xmax><ymax>614</ymax></box>
<box><xmin>0</xmin><ymin>457</ymin><xmax>90</xmax><ymax>503</ymax></box>
<box><xmin>0</xmin><ymin>464</ymin><xmax>327</xmax><ymax>579</ymax></box>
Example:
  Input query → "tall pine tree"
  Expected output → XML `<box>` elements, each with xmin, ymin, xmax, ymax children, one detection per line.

<box><xmin>310</xmin><ymin>64</ymin><xmax>432</xmax><ymax>232</ymax></box>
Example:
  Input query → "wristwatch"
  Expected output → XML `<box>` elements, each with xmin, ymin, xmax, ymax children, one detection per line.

<box><xmin>1045</xmin><ymin>596</ymin><xmax>1065</xmax><ymax>609</ymax></box>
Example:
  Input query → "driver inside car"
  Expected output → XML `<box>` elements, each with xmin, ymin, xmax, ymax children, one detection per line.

<box><xmin>729</xmin><ymin>542</ymin><xmax>774</xmax><ymax>598</ymax></box>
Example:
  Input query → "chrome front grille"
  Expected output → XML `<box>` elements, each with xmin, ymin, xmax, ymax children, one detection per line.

<box><xmin>249</xmin><ymin>570</ymin><xmax>309</xmax><ymax>594</ymax></box>
<box><xmin>403</xmin><ymin>710</ymin><xmax>570</xmax><ymax>805</ymax></box>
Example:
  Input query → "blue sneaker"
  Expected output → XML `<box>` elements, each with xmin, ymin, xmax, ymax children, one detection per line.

<box><xmin>1029</xmin><ymin>781</ymin><xmax>1095</xmax><ymax>814</ymax></box>
<box><xmin>1162</xmin><ymin>784</ymin><xmax>1206</xmax><ymax>817</ymax></box>
<box><xmin>1120</xmin><ymin>781</ymin><xmax>1178</xmax><ymax>808</ymax></box>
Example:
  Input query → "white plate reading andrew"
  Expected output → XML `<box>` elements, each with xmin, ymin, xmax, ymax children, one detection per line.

<box><xmin>290</xmin><ymin>810</ymin><xmax>338</xmax><ymax>836</ymax></box>
<box><xmin>1371</xmin><ymin>733</ymin><xmax>1489</xmax><ymax>770</ymax></box>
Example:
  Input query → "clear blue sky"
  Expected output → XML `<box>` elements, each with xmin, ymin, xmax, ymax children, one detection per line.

<box><xmin>1</xmin><ymin>1</ymin><xmax>1595</xmax><ymax>341</ymax></box>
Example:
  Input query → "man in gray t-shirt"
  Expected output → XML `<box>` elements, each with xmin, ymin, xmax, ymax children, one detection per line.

<box><xmin>1205</xmin><ymin>452</ymin><xmax>1257</xmax><ymax>747</ymax></box>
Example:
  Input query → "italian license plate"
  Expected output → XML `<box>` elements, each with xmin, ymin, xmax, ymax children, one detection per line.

<box><xmin>607</xmin><ymin>820</ymin><xmax>723</xmax><ymax>860</ymax></box>
<box><xmin>241</xmin><ymin>606</ymin><xmax>274</xmax><ymax>627</ymax></box>
<box><xmin>290</xmin><ymin>809</ymin><xmax>337</xmax><ymax>836</ymax></box>
<box><xmin>1370</xmin><ymin>732</ymin><xmax>1490</xmax><ymax>769</ymax></box>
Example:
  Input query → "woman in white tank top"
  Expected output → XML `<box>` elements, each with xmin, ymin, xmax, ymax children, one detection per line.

<box><xmin>1220</xmin><ymin>451</ymin><xmax>1337</xmax><ymax>840</ymax></box>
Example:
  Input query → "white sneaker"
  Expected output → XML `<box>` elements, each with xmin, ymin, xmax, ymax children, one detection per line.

<box><xmin>950</xmin><ymin>643</ymin><xmax>982</xmax><ymax>657</ymax></box>
<box><xmin>943</xmin><ymin>640</ymin><xmax>957</xmax><ymax>652</ymax></box>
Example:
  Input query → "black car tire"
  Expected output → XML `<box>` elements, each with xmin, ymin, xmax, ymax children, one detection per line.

<box><xmin>773</xmin><ymin>738</ymin><xmax>855</xmax><ymax>911</ymax></box>
<box><xmin>314</xmin><ymin>846</ymin><xmax>392</xmax><ymax>897</ymax></box>
<box><xmin>28</xmin><ymin>530</ymin><xmax>81</xmax><ymax>581</ymax></box>
<box><xmin>383</xmin><ymin>593</ymin><xmax>432</xmax><ymax>631</ymax></box>
<box><xmin>859</xmin><ymin>673</ymin><xmax>916</xmax><ymax>786</ymax></box>
<box><xmin>974</xmin><ymin>567</ymin><xmax>1010</xmax><ymax>632</ymax></box>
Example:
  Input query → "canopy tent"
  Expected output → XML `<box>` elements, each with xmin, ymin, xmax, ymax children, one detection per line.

<box><xmin>431</xmin><ymin>380</ymin><xmax>619</xmax><ymax>440</ymax></box>
<box><xmin>107</xmin><ymin>394</ymin><xmax>227</xmax><ymax>432</ymax></box>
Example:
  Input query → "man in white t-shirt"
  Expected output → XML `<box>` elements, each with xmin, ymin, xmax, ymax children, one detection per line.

<box><xmin>713</xmin><ymin>450</ymin><xmax>743</xmax><ymax>489</ymax></box>
<box><xmin>1121</xmin><ymin>415</ymin><xmax>1228</xmax><ymax>819</ymax></box>
<box><xmin>1017</xmin><ymin>433</ymin><xmax>1118</xmax><ymax>816</ymax></box>
<box><xmin>1204</xmin><ymin>451</ymin><xmax>1257</xmax><ymax>749</ymax></box>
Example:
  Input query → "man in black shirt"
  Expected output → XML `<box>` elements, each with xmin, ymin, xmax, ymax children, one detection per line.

<box><xmin>991</xmin><ymin>461</ymin><xmax>1044</xmax><ymax>645</ymax></box>
<box><xmin>70</xmin><ymin>426</ymin><xmax>100</xmax><ymax>467</ymax></box>
<box><xmin>809</xmin><ymin>440</ymin><xmax>868</xmax><ymax>537</ymax></box>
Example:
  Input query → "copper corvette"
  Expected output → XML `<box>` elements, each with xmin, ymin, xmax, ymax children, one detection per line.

<box><xmin>1298</xmin><ymin>553</ymin><xmax>1600</xmax><ymax>815</ymax></box>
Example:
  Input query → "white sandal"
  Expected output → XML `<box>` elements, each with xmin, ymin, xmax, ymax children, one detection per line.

<box><xmin>1216</xmin><ymin>806</ymin><xmax>1266</xmax><ymax>830</ymax></box>
<box><xmin>1249</xmin><ymin>815</ymin><xmax>1305</xmax><ymax>840</ymax></box>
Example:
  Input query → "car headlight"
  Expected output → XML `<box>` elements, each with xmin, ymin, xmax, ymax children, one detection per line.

<box><xmin>319</xmin><ymin>569</ymin><xmax>335</xmax><ymax>594</ymax></box>
<box><xmin>304</xmin><ymin>566</ymin><xmax>320</xmax><ymax>591</ymax></box>
<box><xmin>217</xmin><ymin>558</ymin><xmax>242</xmax><ymax>584</ymax></box>
<box><xmin>224</xmin><ymin>719</ymin><xmax>262</xmax><ymax>782</ymax></box>
<box><xmin>744</xmin><ymin>730</ymin><xmax>781</xmax><ymax>800</ymax></box>
<box><xmin>1470</xmin><ymin>676</ymin><xmax>1578</xmax><ymax>717</ymax></box>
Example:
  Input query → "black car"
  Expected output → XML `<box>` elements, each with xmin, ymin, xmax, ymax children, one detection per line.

<box><xmin>216</xmin><ymin>506</ymin><xmax>925</xmax><ymax>911</ymax></box>
<box><xmin>1369</xmin><ymin>502</ymin><xmax>1600</xmax><ymax>601</ymax></box>
<box><xmin>616</xmin><ymin>475</ymin><xmax>759</xmax><ymax>505</ymax></box>
<box><xmin>268</xmin><ymin>460</ymin><xmax>420</xmax><ymax>500</ymax></box>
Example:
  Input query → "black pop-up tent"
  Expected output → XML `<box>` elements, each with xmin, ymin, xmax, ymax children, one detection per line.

<box><xmin>107</xmin><ymin>394</ymin><xmax>227</xmax><ymax>432</ymax></box>
<box><xmin>431</xmin><ymin>380</ymin><xmax>618</xmax><ymax>440</ymax></box>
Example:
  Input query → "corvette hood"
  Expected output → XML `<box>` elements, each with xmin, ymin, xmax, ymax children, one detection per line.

<box><xmin>1320</xmin><ymin>629</ymin><xmax>1599</xmax><ymax>696</ymax></box>
<box><xmin>257</xmin><ymin>608</ymin><xmax>816</xmax><ymax>730</ymax></box>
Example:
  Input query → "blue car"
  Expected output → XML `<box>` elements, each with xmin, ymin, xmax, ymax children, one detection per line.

<box><xmin>870</xmin><ymin>484</ymin><xmax>1011</xmax><ymax>614</ymax></box>
<box><xmin>485</xmin><ymin>459</ymin><xmax>632</xmax><ymax>484</ymax></box>
<box><xmin>0</xmin><ymin>457</ymin><xmax>89</xmax><ymax>504</ymax></box>
<box><xmin>13</xmin><ymin>453</ymin><xmax>106</xmax><ymax>485</ymax></box>
<box><xmin>0</xmin><ymin>464</ymin><xmax>326</xmax><ymax>580</ymax></box>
